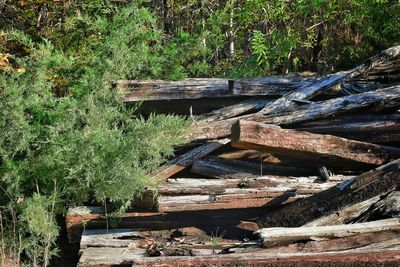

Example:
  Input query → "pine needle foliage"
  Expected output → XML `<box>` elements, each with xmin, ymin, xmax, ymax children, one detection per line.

<box><xmin>0</xmin><ymin>1</ymin><xmax>187</xmax><ymax>265</ymax></box>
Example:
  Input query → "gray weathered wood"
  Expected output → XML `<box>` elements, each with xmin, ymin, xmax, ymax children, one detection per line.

<box><xmin>199</xmin><ymin>98</ymin><xmax>269</xmax><ymax>122</ymax></box>
<box><xmin>355</xmin><ymin>190</ymin><xmax>400</xmax><ymax>222</ymax></box>
<box><xmin>157</xmin><ymin>176</ymin><xmax>350</xmax><ymax>212</ymax></box>
<box><xmin>187</xmin><ymin>86</ymin><xmax>400</xmax><ymax>142</ymax></box>
<box><xmin>158</xmin><ymin>176</ymin><xmax>350</xmax><ymax>196</ymax></box>
<box><xmin>151</xmin><ymin>138</ymin><xmax>230</xmax><ymax>180</ymax></box>
<box><xmin>257</xmin><ymin>45</ymin><xmax>400</xmax><ymax>115</ymax></box>
<box><xmin>257</xmin><ymin>218</ymin><xmax>400</xmax><ymax>248</ymax></box>
<box><xmin>298</xmin><ymin>112</ymin><xmax>400</xmax><ymax>131</ymax></box>
<box><xmin>259</xmin><ymin>85</ymin><xmax>400</xmax><ymax>126</ymax></box>
<box><xmin>231</xmin><ymin>120</ymin><xmax>400</xmax><ymax>165</ymax></box>
<box><xmin>257</xmin><ymin>158</ymin><xmax>400</xmax><ymax>228</ymax></box>
<box><xmin>252</xmin><ymin>230</ymin><xmax>400</xmax><ymax>254</ymax></box>
<box><xmin>191</xmin><ymin>156</ymin><xmax>315</xmax><ymax>178</ymax></box>
<box><xmin>78</xmin><ymin>245</ymin><xmax>400</xmax><ymax>267</ymax></box>
<box><xmin>119</xmin><ymin>77</ymin><xmax>310</xmax><ymax>102</ymax></box>
<box><xmin>303</xmin><ymin>195</ymin><xmax>381</xmax><ymax>227</ymax></box>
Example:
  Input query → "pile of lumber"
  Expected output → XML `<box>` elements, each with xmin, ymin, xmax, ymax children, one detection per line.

<box><xmin>69</xmin><ymin>45</ymin><xmax>400</xmax><ymax>266</ymax></box>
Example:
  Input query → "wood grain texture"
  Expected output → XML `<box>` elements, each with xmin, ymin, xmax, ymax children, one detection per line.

<box><xmin>257</xmin><ymin>158</ymin><xmax>400</xmax><ymax>228</ymax></box>
<box><xmin>257</xmin><ymin>45</ymin><xmax>400</xmax><ymax>115</ymax></box>
<box><xmin>257</xmin><ymin>218</ymin><xmax>400</xmax><ymax>247</ymax></box>
<box><xmin>259</xmin><ymin>85</ymin><xmax>400</xmax><ymax>126</ymax></box>
<box><xmin>231</xmin><ymin>120</ymin><xmax>400</xmax><ymax>165</ymax></box>
<box><xmin>187</xmin><ymin>86</ymin><xmax>400</xmax><ymax>142</ymax></box>
<box><xmin>151</xmin><ymin>138</ymin><xmax>230</xmax><ymax>180</ymax></box>
<box><xmin>119</xmin><ymin>77</ymin><xmax>311</xmax><ymax>102</ymax></box>
<box><xmin>191</xmin><ymin>156</ymin><xmax>315</xmax><ymax>178</ymax></box>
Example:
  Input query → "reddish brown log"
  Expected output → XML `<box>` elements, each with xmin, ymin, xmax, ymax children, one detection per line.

<box><xmin>231</xmin><ymin>120</ymin><xmax>400</xmax><ymax>166</ymax></box>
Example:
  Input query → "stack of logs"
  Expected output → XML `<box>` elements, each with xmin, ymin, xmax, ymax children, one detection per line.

<box><xmin>68</xmin><ymin>45</ymin><xmax>400</xmax><ymax>266</ymax></box>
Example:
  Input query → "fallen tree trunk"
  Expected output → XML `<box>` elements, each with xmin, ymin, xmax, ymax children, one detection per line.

<box><xmin>151</xmin><ymin>139</ymin><xmax>229</xmax><ymax>181</ymax></box>
<box><xmin>191</xmin><ymin>156</ymin><xmax>315</xmax><ymax>178</ymax></box>
<box><xmin>256</xmin><ymin>158</ymin><xmax>400</xmax><ymax>228</ymax></box>
<box><xmin>257</xmin><ymin>218</ymin><xmax>400</xmax><ymax>248</ymax></box>
<box><xmin>231</xmin><ymin>121</ymin><xmax>400</xmax><ymax>166</ymax></box>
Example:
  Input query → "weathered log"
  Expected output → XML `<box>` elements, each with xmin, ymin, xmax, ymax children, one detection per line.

<box><xmin>187</xmin><ymin>86</ymin><xmax>400</xmax><ymax>142</ymax></box>
<box><xmin>157</xmin><ymin>185</ymin><xmax>345</xmax><ymax>213</ymax></box>
<box><xmin>297</xmin><ymin>112</ymin><xmax>400</xmax><ymax>143</ymax></box>
<box><xmin>158</xmin><ymin>176</ymin><xmax>350</xmax><ymax>196</ymax></box>
<box><xmin>298</xmin><ymin>112</ymin><xmax>400</xmax><ymax>133</ymax></box>
<box><xmin>80</xmin><ymin>227</ymin><xmax>238</xmax><ymax>252</ymax></box>
<box><xmin>118</xmin><ymin>77</ymin><xmax>307</xmax><ymax>102</ymax></box>
<box><xmin>191</xmin><ymin>156</ymin><xmax>315</xmax><ymax>178</ymax></box>
<box><xmin>257</xmin><ymin>218</ymin><xmax>400</xmax><ymax>248</ymax></box>
<box><xmin>66</xmin><ymin>206</ymin><xmax>263</xmax><ymax>244</ymax></box>
<box><xmin>303</xmin><ymin>195</ymin><xmax>381</xmax><ymax>227</ymax></box>
<box><xmin>257</xmin><ymin>158</ymin><xmax>400</xmax><ymax>228</ymax></box>
<box><xmin>119</xmin><ymin>78</ymin><xmax>228</xmax><ymax>101</ymax></box>
<box><xmin>78</xmin><ymin>248</ymin><xmax>400</xmax><ymax>267</ymax></box>
<box><xmin>256</xmin><ymin>229</ymin><xmax>400</xmax><ymax>254</ymax></box>
<box><xmin>355</xmin><ymin>190</ymin><xmax>400</xmax><ymax>222</ymax></box>
<box><xmin>151</xmin><ymin>138</ymin><xmax>229</xmax><ymax>181</ymax></box>
<box><xmin>199</xmin><ymin>98</ymin><xmax>269</xmax><ymax>122</ymax></box>
<box><xmin>231</xmin><ymin>120</ymin><xmax>400</xmax><ymax>166</ymax></box>
<box><xmin>258</xmin><ymin>85</ymin><xmax>400</xmax><ymax>126</ymax></box>
<box><xmin>218</xmin><ymin>150</ymin><xmax>279</xmax><ymax>162</ymax></box>
<box><xmin>257</xmin><ymin>45</ymin><xmax>400</xmax><ymax>115</ymax></box>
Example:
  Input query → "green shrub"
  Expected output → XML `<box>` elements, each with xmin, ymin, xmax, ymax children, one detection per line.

<box><xmin>0</xmin><ymin>2</ymin><xmax>187</xmax><ymax>265</ymax></box>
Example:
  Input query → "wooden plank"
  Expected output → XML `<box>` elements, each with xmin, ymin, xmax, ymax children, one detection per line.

<box><xmin>297</xmin><ymin>112</ymin><xmax>400</xmax><ymax>133</ymax></box>
<box><xmin>187</xmin><ymin>86</ymin><xmax>400</xmax><ymax>142</ymax></box>
<box><xmin>257</xmin><ymin>45</ymin><xmax>400</xmax><ymax>115</ymax></box>
<box><xmin>119</xmin><ymin>77</ymin><xmax>308</xmax><ymax>102</ymax></box>
<box><xmin>303</xmin><ymin>190</ymin><xmax>399</xmax><ymax>226</ymax></box>
<box><xmin>255</xmin><ymin>230</ymin><xmax>400</xmax><ymax>254</ymax></box>
<box><xmin>191</xmin><ymin>156</ymin><xmax>315</xmax><ymax>178</ymax></box>
<box><xmin>257</xmin><ymin>218</ymin><xmax>400</xmax><ymax>248</ymax></box>
<box><xmin>303</xmin><ymin>195</ymin><xmax>381</xmax><ymax>227</ymax></box>
<box><xmin>199</xmin><ymin>98</ymin><xmax>269</xmax><ymax>122</ymax></box>
<box><xmin>354</xmin><ymin>190</ymin><xmax>400</xmax><ymax>222</ymax></box>
<box><xmin>296</xmin><ymin>112</ymin><xmax>400</xmax><ymax>143</ymax></box>
<box><xmin>151</xmin><ymin>138</ymin><xmax>230</xmax><ymax>181</ymax></box>
<box><xmin>119</xmin><ymin>78</ymin><xmax>229</xmax><ymax>101</ymax></box>
<box><xmin>257</xmin><ymin>158</ymin><xmax>400</xmax><ymax>228</ymax></box>
<box><xmin>258</xmin><ymin>85</ymin><xmax>400</xmax><ymax>126</ymax></box>
<box><xmin>80</xmin><ymin>229</ymin><xmax>146</xmax><ymax>248</ymax></box>
<box><xmin>78</xmin><ymin>248</ymin><xmax>400</xmax><ymax>267</ymax></box>
<box><xmin>66</xmin><ymin>206</ymin><xmax>264</xmax><ymax>244</ymax></box>
<box><xmin>231</xmin><ymin>120</ymin><xmax>400</xmax><ymax>166</ymax></box>
<box><xmin>158</xmin><ymin>176</ymin><xmax>350</xmax><ymax>196</ymax></box>
<box><xmin>158</xmin><ymin>186</ymin><xmax>343</xmax><ymax>212</ymax></box>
